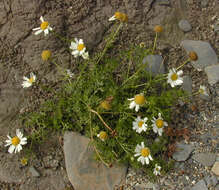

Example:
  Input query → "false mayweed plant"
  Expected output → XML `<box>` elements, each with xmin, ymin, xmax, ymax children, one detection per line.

<box><xmin>21</xmin><ymin>13</ymin><xmax>201</xmax><ymax>179</ymax></box>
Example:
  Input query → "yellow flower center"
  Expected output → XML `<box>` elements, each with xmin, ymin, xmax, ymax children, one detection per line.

<box><xmin>114</xmin><ymin>12</ymin><xmax>128</xmax><ymax>22</ymax></box>
<box><xmin>199</xmin><ymin>89</ymin><xmax>204</xmax><ymax>94</ymax></box>
<box><xmin>11</xmin><ymin>136</ymin><xmax>20</xmax><ymax>146</ymax></box>
<box><xmin>99</xmin><ymin>131</ymin><xmax>108</xmax><ymax>140</ymax></box>
<box><xmin>134</xmin><ymin>95</ymin><xmax>145</xmax><ymax>105</ymax></box>
<box><xmin>171</xmin><ymin>73</ymin><xmax>178</xmax><ymax>81</ymax></box>
<box><xmin>21</xmin><ymin>158</ymin><xmax>28</xmax><ymax>166</ymax></box>
<box><xmin>41</xmin><ymin>50</ymin><xmax>52</xmax><ymax>61</ymax></box>
<box><xmin>100</xmin><ymin>101</ymin><xmax>111</xmax><ymax>110</ymax></box>
<box><xmin>40</xmin><ymin>21</ymin><xmax>49</xmax><ymax>30</ymax></box>
<box><xmin>154</xmin><ymin>25</ymin><xmax>163</xmax><ymax>33</ymax></box>
<box><xmin>77</xmin><ymin>44</ymin><xmax>85</xmax><ymax>51</ymax></box>
<box><xmin>141</xmin><ymin>148</ymin><xmax>150</xmax><ymax>157</ymax></box>
<box><xmin>138</xmin><ymin>121</ymin><xmax>144</xmax><ymax>128</ymax></box>
<box><xmin>156</xmin><ymin>119</ymin><xmax>164</xmax><ymax>128</ymax></box>
<box><xmin>29</xmin><ymin>77</ymin><xmax>34</xmax><ymax>83</ymax></box>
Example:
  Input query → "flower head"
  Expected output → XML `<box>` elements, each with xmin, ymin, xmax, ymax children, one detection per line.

<box><xmin>32</xmin><ymin>16</ymin><xmax>53</xmax><ymax>36</ymax></box>
<box><xmin>5</xmin><ymin>129</ymin><xmax>27</xmax><ymax>154</ymax></box>
<box><xmin>132</xmin><ymin>116</ymin><xmax>148</xmax><ymax>133</ymax></box>
<box><xmin>109</xmin><ymin>12</ymin><xmax>128</xmax><ymax>22</ymax></box>
<box><xmin>199</xmin><ymin>85</ymin><xmax>208</xmax><ymax>96</ymax></box>
<box><xmin>134</xmin><ymin>142</ymin><xmax>153</xmax><ymax>165</ymax></box>
<box><xmin>167</xmin><ymin>68</ymin><xmax>183</xmax><ymax>88</ymax></box>
<box><xmin>41</xmin><ymin>50</ymin><xmax>52</xmax><ymax>61</ymax></box>
<box><xmin>22</xmin><ymin>72</ymin><xmax>36</xmax><ymax>88</ymax></box>
<box><xmin>128</xmin><ymin>93</ymin><xmax>145</xmax><ymax>112</ymax></box>
<box><xmin>21</xmin><ymin>157</ymin><xmax>28</xmax><ymax>166</ymax></box>
<box><xmin>152</xmin><ymin>113</ymin><xmax>168</xmax><ymax>136</ymax></box>
<box><xmin>154</xmin><ymin>25</ymin><xmax>163</xmax><ymax>33</ymax></box>
<box><xmin>100</xmin><ymin>100</ymin><xmax>111</xmax><ymax>110</ymax></box>
<box><xmin>70</xmin><ymin>38</ymin><xmax>89</xmax><ymax>60</ymax></box>
<box><xmin>97</xmin><ymin>131</ymin><xmax>108</xmax><ymax>141</ymax></box>
<box><xmin>66</xmin><ymin>69</ymin><xmax>74</xmax><ymax>78</ymax></box>
<box><xmin>153</xmin><ymin>164</ymin><xmax>161</xmax><ymax>176</ymax></box>
<box><xmin>188</xmin><ymin>51</ymin><xmax>198</xmax><ymax>61</ymax></box>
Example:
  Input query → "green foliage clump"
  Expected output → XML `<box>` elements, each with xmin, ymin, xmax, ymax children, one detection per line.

<box><xmin>22</xmin><ymin>23</ymin><xmax>184</xmax><ymax>178</ymax></box>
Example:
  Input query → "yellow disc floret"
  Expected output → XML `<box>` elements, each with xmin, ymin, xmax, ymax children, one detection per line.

<box><xmin>77</xmin><ymin>44</ymin><xmax>85</xmax><ymax>51</ymax></box>
<box><xmin>40</xmin><ymin>21</ymin><xmax>49</xmax><ymax>30</ymax></box>
<box><xmin>138</xmin><ymin>121</ymin><xmax>144</xmax><ymax>128</ymax></box>
<box><xmin>41</xmin><ymin>50</ymin><xmax>52</xmax><ymax>61</ymax></box>
<box><xmin>11</xmin><ymin>136</ymin><xmax>20</xmax><ymax>146</ymax></box>
<box><xmin>154</xmin><ymin>25</ymin><xmax>163</xmax><ymax>33</ymax></box>
<box><xmin>134</xmin><ymin>94</ymin><xmax>145</xmax><ymax>105</ymax></box>
<box><xmin>115</xmin><ymin>12</ymin><xmax>128</xmax><ymax>22</ymax></box>
<box><xmin>156</xmin><ymin>119</ymin><xmax>164</xmax><ymax>128</ymax></box>
<box><xmin>29</xmin><ymin>77</ymin><xmax>34</xmax><ymax>84</ymax></box>
<box><xmin>171</xmin><ymin>73</ymin><xmax>178</xmax><ymax>81</ymax></box>
<box><xmin>100</xmin><ymin>100</ymin><xmax>111</xmax><ymax>110</ymax></box>
<box><xmin>99</xmin><ymin>131</ymin><xmax>108</xmax><ymax>141</ymax></box>
<box><xmin>188</xmin><ymin>51</ymin><xmax>198</xmax><ymax>61</ymax></box>
<box><xmin>141</xmin><ymin>147</ymin><xmax>150</xmax><ymax>157</ymax></box>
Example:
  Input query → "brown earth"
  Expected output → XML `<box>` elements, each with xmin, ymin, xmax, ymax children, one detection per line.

<box><xmin>0</xmin><ymin>0</ymin><xmax>218</xmax><ymax>189</ymax></box>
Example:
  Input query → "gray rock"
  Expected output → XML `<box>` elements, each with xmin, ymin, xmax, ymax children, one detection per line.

<box><xmin>63</xmin><ymin>132</ymin><xmax>127</xmax><ymax>190</ymax></box>
<box><xmin>211</xmin><ymin>162</ymin><xmax>219</xmax><ymax>176</ymax></box>
<box><xmin>181</xmin><ymin>40</ymin><xmax>218</xmax><ymax>71</ymax></box>
<box><xmin>156</xmin><ymin>0</ymin><xmax>170</xmax><ymax>6</ymax></box>
<box><xmin>43</xmin><ymin>156</ymin><xmax>59</xmax><ymax>169</ymax></box>
<box><xmin>153</xmin><ymin>184</ymin><xmax>160</xmax><ymax>190</ymax></box>
<box><xmin>216</xmin><ymin>184</ymin><xmax>219</xmax><ymax>190</ymax></box>
<box><xmin>178</xmin><ymin>19</ymin><xmax>192</xmax><ymax>32</ymax></box>
<box><xmin>192</xmin><ymin>180</ymin><xmax>208</xmax><ymax>190</ymax></box>
<box><xmin>214</xmin><ymin>24</ymin><xmax>219</xmax><ymax>33</ymax></box>
<box><xmin>29</xmin><ymin>166</ymin><xmax>40</xmax><ymax>177</ymax></box>
<box><xmin>142</xmin><ymin>55</ymin><xmax>165</xmax><ymax>76</ymax></box>
<box><xmin>192</xmin><ymin>152</ymin><xmax>216</xmax><ymax>167</ymax></box>
<box><xmin>204</xmin><ymin>175</ymin><xmax>218</xmax><ymax>187</ymax></box>
<box><xmin>182</xmin><ymin>75</ymin><xmax>192</xmax><ymax>94</ymax></box>
<box><xmin>172</xmin><ymin>142</ymin><xmax>194</xmax><ymax>161</ymax></box>
<box><xmin>201</xmin><ymin>0</ymin><xmax>209</xmax><ymax>8</ymax></box>
<box><xmin>204</xmin><ymin>64</ymin><xmax>219</xmax><ymax>85</ymax></box>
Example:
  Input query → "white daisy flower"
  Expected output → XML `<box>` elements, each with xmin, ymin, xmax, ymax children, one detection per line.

<box><xmin>97</xmin><ymin>131</ymin><xmax>108</xmax><ymax>141</ymax></box>
<box><xmin>66</xmin><ymin>69</ymin><xmax>74</xmax><ymax>78</ymax></box>
<box><xmin>134</xmin><ymin>142</ymin><xmax>153</xmax><ymax>165</ymax></box>
<box><xmin>69</xmin><ymin>38</ymin><xmax>89</xmax><ymax>60</ymax></box>
<box><xmin>21</xmin><ymin>72</ymin><xmax>36</xmax><ymax>88</ymax></box>
<box><xmin>152</xmin><ymin>113</ymin><xmax>168</xmax><ymax>136</ymax></box>
<box><xmin>109</xmin><ymin>12</ymin><xmax>128</xmax><ymax>22</ymax></box>
<box><xmin>5</xmin><ymin>129</ymin><xmax>27</xmax><ymax>154</ymax></box>
<box><xmin>128</xmin><ymin>93</ymin><xmax>145</xmax><ymax>112</ymax></box>
<box><xmin>167</xmin><ymin>68</ymin><xmax>183</xmax><ymax>88</ymax></box>
<box><xmin>199</xmin><ymin>85</ymin><xmax>208</xmax><ymax>96</ymax></box>
<box><xmin>153</xmin><ymin>164</ymin><xmax>161</xmax><ymax>176</ymax></box>
<box><xmin>132</xmin><ymin>116</ymin><xmax>148</xmax><ymax>133</ymax></box>
<box><xmin>32</xmin><ymin>16</ymin><xmax>53</xmax><ymax>36</ymax></box>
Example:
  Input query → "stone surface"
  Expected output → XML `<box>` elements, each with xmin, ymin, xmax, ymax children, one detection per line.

<box><xmin>200</xmin><ymin>0</ymin><xmax>209</xmax><ymax>8</ymax></box>
<box><xmin>181</xmin><ymin>40</ymin><xmax>218</xmax><ymax>71</ymax></box>
<box><xmin>178</xmin><ymin>19</ymin><xmax>192</xmax><ymax>32</ymax></box>
<box><xmin>63</xmin><ymin>132</ymin><xmax>127</xmax><ymax>190</ymax></box>
<box><xmin>29</xmin><ymin>166</ymin><xmax>40</xmax><ymax>177</ymax></box>
<box><xmin>212</xmin><ymin>162</ymin><xmax>219</xmax><ymax>176</ymax></box>
<box><xmin>182</xmin><ymin>75</ymin><xmax>192</xmax><ymax>94</ymax></box>
<box><xmin>204</xmin><ymin>64</ymin><xmax>219</xmax><ymax>85</ymax></box>
<box><xmin>192</xmin><ymin>179</ymin><xmax>208</xmax><ymax>190</ymax></box>
<box><xmin>0</xmin><ymin>153</ymin><xmax>26</xmax><ymax>183</ymax></box>
<box><xmin>142</xmin><ymin>55</ymin><xmax>165</xmax><ymax>76</ymax></box>
<box><xmin>192</xmin><ymin>152</ymin><xmax>216</xmax><ymax>167</ymax></box>
<box><xmin>204</xmin><ymin>175</ymin><xmax>218</xmax><ymax>187</ymax></box>
<box><xmin>216</xmin><ymin>184</ymin><xmax>219</xmax><ymax>190</ymax></box>
<box><xmin>172</xmin><ymin>142</ymin><xmax>194</xmax><ymax>161</ymax></box>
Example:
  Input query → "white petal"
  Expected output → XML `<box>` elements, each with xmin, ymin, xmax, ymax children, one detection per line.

<box><xmin>23</xmin><ymin>76</ymin><xmax>29</xmax><ymax>81</ymax></box>
<box><xmin>79</xmin><ymin>39</ymin><xmax>84</xmax><ymax>44</ymax></box>
<box><xmin>149</xmin><ymin>155</ymin><xmax>153</xmax><ymax>161</ymax></box>
<box><xmin>44</xmin><ymin>29</ymin><xmax>49</xmax><ymax>36</ymax></box>
<box><xmin>128</xmin><ymin>98</ymin><xmax>134</xmax><ymax>101</ymax></box>
<box><xmin>32</xmin><ymin>27</ymin><xmax>41</xmax><ymax>31</ymax></box>
<box><xmin>48</xmin><ymin>26</ymin><xmax>53</xmax><ymax>31</ymax></box>
<box><xmin>70</xmin><ymin>42</ymin><xmax>77</xmax><ymax>50</ymax></box>
<box><xmin>177</xmin><ymin>70</ymin><xmax>183</xmax><ymax>76</ymax></box>
<box><xmin>146</xmin><ymin>157</ymin><xmax>149</xmax><ymax>165</ymax></box>
<box><xmin>129</xmin><ymin>101</ymin><xmax>136</xmax><ymax>109</ymax></box>
<box><xmin>74</xmin><ymin>38</ymin><xmax>79</xmax><ymax>44</ymax></box>
<box><xmin>109</xmin><ymin>15</ymin><xmax>116</xmax><ymax>21</ymax></box>
<box><xmin>141</xmin><ymin>142</ymin><xmax>144</xmax><ymax>147</ymax></box>
<box><xmin>134</xmin><ymin>153</ymin><xmax>140</xmax><ymax>157</ymax></box>
<box><xmin>135</xmin><ymin>105</ymin><xmax>140</xmax><ymax>112</ymax></box>
<box><xmin>8</xmin><ymin>145</ymin><xmax>15</xmax><ymax>153</ymax></box>
<box><xmin>40</xmin><ymin>16</ymin><xmax>44</xmax><ymax>22</ymax></box>
<box><xmin>34</xmin><ymin>29</ymin><xmax>43</xmax><ymax>35</ymax></box>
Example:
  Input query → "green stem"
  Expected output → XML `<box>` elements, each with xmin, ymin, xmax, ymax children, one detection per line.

<box><xmin>51</xmin><ymin>31</ymin><xmax>71</xmax><ymax>44</ymax></box>
<box><xmin>152</xmin><ymin>32</ymin><xmax>158</xmax><ymax>54</ymax></box>
<box><xmin>95</xmin><ymin>22</ymin><xmax>123</xmax><ymax>65</ymax></box>
<box><xmin>176</xmin><ymin>59</ymin><xmax>190</xmax><ymax>70</ymax></box>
